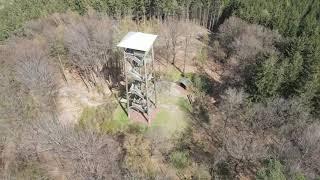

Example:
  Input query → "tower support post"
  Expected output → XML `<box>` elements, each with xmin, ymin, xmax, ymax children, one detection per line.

<box><xmin>124</xmin><ymin>51</ymin><xmax>130</xmax><ymax>118</ymax></box>
<box><xmin>152</xmin><ymin>46</ymin><xmax>157</xmax><ymax>106</ymax></box>
<box><xmin>144</xmin><ymin>52</ymin><xmax>150</xmax><ymax>123</ymax></box>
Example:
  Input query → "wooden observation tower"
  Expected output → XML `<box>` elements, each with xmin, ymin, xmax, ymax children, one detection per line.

<box><xmin>117</xmin><ymin>32</ymin><xmax>158</xmax><ymax>123</ymax></box>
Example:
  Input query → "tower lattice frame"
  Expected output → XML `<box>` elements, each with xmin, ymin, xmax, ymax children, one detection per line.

<box><xmin>117</xmin><ymin>32</ymin><xmax>158</xmax><ymax>123</ymax></box>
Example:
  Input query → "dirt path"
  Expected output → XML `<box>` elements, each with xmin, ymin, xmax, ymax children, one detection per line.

<box><xmin>56</xmin><ymin>71</ymin><xmax>111</xmax><ymax>125</ymax></box>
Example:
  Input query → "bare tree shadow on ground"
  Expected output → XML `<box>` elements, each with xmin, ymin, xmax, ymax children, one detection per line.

<box><xmin>194</xmin><ymin>64</ymin><xmax>231</xmax><ymax>104</ymax></box>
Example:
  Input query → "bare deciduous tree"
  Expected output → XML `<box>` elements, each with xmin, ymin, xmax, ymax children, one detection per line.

<box><xmin>216</xmin><ymin>17</ymin><xmax>281</xmax><ymax>87</ymax></box>
<box><xmin>218</xmin><ymin>16</ymin><xmax>280</xmax><ymax>60</ymax></box>
<box><xmin>223</xmin><ymin>128</ymin><xmax>268</xmax><ymax>162</ymax></box>
<box><xmin>185</xmin><ymin>87</ymin><xmax>319</xmax><ymax>178</ymax></box>
<box><xmin>181</xmin><ymin>21</ymin><xmax>198</xmax><ymax>75</ymax></box>
<box><xmin>160</xmin><ymin>18</ymin><xmax>184</xmax><ymax>65</ymax></box>
<box><xmin>248</xmin><ymin>98</ymin><xmax>309</xmax><ymax>134</ymax></box>
<box><xmin>168</xmin><ymin>19</ymin><xmax>184</xmax><ymax>65</ymax></box>
<box><xmin>13</xmin><ymin>39</ymin><xmax>59</xmax><ymax>113</ymax></box>
<box><xmin>32</xmin><ymin>117</ymin><xmax>122</xmax><ymax>179</ymax></box>
<box><xmin>64</xmin><ymin>12</ymin><xmax>114</xmax><ymax>86</ymax></box>
<box><xmin>278</xmin><ymin>122</ymin><xmax>320</xmax><ymax>179</ymax></box>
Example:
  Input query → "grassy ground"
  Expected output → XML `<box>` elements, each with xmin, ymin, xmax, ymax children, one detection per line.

<box><xmin>78</xmin><ymin>83</ymin><xmax>191</xmax><ymax>143</ymax></box>
<box><xmin>101</xmin><ymin>104</ymin><xmax>130</xmax><ymax>133</ymax></box>
<box><xmin>147</xmin><ymin>96</ymin><xmax>190</xmax><ymax>139</ymax></box>
<box><xmin>160</xmin><ymin>65</ymin><xmax>182</xmax><ymax>82</ymax></box>
<box><xmin>78</xmin><ymin>102</ymin><xmax>130</xmax><ymax>134</ymax></box>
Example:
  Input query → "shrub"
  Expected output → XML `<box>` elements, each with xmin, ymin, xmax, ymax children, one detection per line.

<box><xmin>160</xmin><ymin>66</ymin><xmax>181</xmax><ymax>82</ymax></box>
<box><xmin>9</xmin><ymin>161</ymin><xmax>49</xmax><ymax>180</ymax></box>
<box><xmin>187</xmin><ymin>73</ymin><xmax>213</xmax><ymax>94</ymax></box>
<box><xmin>293</xmin><ymin>173</ymin><xmax>306</xmax><ymax>180</ymax></box>
<box><xmin>192</xmin><ymin>165</ymin><xmax>211</xmax><ymax>180</ymax></box>
<box><xmin>197</xmin><ymin>46</ymin><xmax>208</xmax><ymax>64</ymax></box>
<box><xmin>123</xmin><ymin>134</ymin><xmax>159</xmax><ymax>179</ymax></box>
<box><xmin>257</xmin><ymin>159</ymin><xmax>286</xmax><ymax>180</ymax></box>
<box><xmin>170</xmin><ymin>151</ymin><xmax>190</xmax><ymax>169</ymax></box>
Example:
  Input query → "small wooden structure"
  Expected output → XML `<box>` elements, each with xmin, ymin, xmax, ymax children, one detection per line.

<box><xmin>177</xmin><ymin>77</ymin><xmax>192</xmax><ymax>90</ymax></box>
<box><xmin>117</xmin><ymin>32</ymin><xmax>158</xmax><ymax>123</ymax></box>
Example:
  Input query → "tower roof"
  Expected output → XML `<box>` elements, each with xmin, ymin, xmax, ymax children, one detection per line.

<box><xmin>117</xmin><ymin>32</ymin><xmax>158</xmax><ymax>52</ymax></box>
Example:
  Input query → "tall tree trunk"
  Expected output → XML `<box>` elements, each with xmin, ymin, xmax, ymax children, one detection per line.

<box><xmin>208</xmin><ymin>12</ymin><xmax>213</xmax><ymax>30</ymax></box>
<box><xmin>172</xmin><ymin>45</ymin><xmax>176</xmax><ymax>65</ymax></box>
<box><xmin>183</xmin><ymin>36</ymin><xmax>190</xmax><ymax>75</ymax></box>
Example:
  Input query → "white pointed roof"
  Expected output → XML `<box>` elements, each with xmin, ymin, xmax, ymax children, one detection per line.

<box><xmin>117</xmin><ymin>32</ymin><xmax>158</xmax><ymax>52</ymax></box>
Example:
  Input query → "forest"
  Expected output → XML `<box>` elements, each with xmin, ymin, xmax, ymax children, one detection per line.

<box><xmin>0</xmin><ymin>0</ymin><xmax>320</xmax><ymax>179</ymax></box>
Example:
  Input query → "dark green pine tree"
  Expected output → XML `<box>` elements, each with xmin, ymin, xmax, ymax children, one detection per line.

<box><xmin>254</xmin><ymin>55</ymin><xmax>286</xmax><ymax>100</ymax></box>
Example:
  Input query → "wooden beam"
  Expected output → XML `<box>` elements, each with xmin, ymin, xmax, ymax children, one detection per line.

<box><xmin>144</xmin><ymin>51</ymin><xmax>150</xmax><ymax>124</ymax></box>
<box><xmin>152</xmin><ymin>46</ymin><xmax>157</xmax><ymax>107</ymax></box>
<box><xmin>124</xmin><ymin>51</ymin><xmax>130</xmax><ymax>118</ymax></box>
